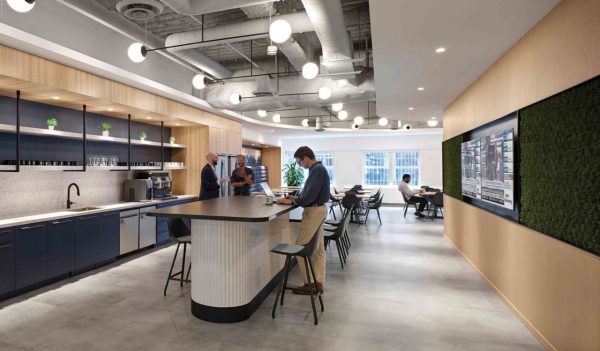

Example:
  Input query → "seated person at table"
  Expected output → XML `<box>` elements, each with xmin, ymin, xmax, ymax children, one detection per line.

<box><xmin>231</xmin><ymin>154</ymin><xmax>254</xmax><ymax>196</ymax></box>
<box><xmin>398</xmin><ymin>174</ymin><xmax>428</xmax><ymax>218</ymax></box>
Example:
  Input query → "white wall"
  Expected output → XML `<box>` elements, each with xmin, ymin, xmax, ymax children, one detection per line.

<box><xmin>280</xmin><ymin>132</ymin><xmax>443</xmax><ymax>204</ymax></box>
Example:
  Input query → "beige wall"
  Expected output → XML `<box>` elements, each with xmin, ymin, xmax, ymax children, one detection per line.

<box><xmin>442</xmin><ymin>1</ymin><xmax>600</xmax><ymax>350</ymax></box>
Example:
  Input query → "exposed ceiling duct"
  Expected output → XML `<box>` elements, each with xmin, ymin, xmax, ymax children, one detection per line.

<box><xmin>278</xmin><ymin>38</ymin><xmax>309</xmax><ymax>72</ymax></box>
<box><xmin>301</xmin><ymin>0</ymin><xmax>355</xmax><ymax>80</ymax></box>
<box><xmin>159</xmin><ymin>0</ymin><xmax>277</xmax><ymax>15</ymax></box>
<box><xmin>204</xmin><ymin>71</ymin><xmax>375</xmax><ymax>111</ymax></box>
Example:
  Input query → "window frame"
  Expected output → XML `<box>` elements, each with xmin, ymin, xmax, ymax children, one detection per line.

<box><xmin>362</xmin><ymin>150</ymin><xmax>421</xmax><ymax>187</ymax></box>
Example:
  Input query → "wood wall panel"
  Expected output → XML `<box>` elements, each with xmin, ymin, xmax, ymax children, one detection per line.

<box><xmin>261</xmin><ymin>148</ymin><xmax>281</xmax><ymax>188</ymax></box>
<box><xmin>444</xmin><ymin>0</ymin><xmax>600</xmax><ymax>140</ymax></box>
<box><xmin>442</xmin><ymin>1</ymin><xmax>600</xmax><ymax>350</ymax></box>
<box><xmin>171</xmin><ymin>126</ymin><xmax>209</xmax><ymax>196</ymax></box>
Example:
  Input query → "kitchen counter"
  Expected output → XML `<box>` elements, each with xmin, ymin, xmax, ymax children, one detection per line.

<box><xmin>0</xmin><ymin>195</ymin><xmax>197</xmax><ymax>229</ymax></box>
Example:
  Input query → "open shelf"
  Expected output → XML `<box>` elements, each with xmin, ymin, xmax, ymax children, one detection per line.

<box><xmin>0</xmin><ymin>123</ymin><xmax>186</xmax><ymax>149</ymax></box>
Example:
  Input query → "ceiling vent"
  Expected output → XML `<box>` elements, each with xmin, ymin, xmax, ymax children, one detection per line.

<box><xmin>116</xmin><ymin>0</ymin><xmax>164</xmax><ymax>21</ymax></box>
<box><xmin>252</xmin><ymin>76</ymin><xmax>273</xmax><ymax>97</ymax></box>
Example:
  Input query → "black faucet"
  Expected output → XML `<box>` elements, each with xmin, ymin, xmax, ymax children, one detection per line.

<box><xmin>67</xmin><ymin>183</ymin><xmax>80</xmax><ymax>209</ymax></box>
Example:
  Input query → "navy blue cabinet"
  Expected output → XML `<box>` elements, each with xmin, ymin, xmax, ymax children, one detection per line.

<box><xmin>47</xmin><ymin>219</ymin><xmax>75</xmax><ymax>278</ymax></box>
<box><xmin>0</xmin><ymin>228</ymin><xmax>15</xmax><ymax>296</ymax></box>
<box><xmin>74</xmin><ymin>215</ymin><xmax>100</xmax><ymax>270</ymax></box>
<box><xmin>98</xmin><ymin>212</ymin><xmax>119</xmax><ymax>262</ymax></box>
<box><xmin>15</xmin><ymin>223</ymin><xmax>48</xmax><ymax>289</ymax></box>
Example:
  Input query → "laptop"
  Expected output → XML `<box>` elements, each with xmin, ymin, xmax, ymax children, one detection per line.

<box><xmin>260</xmin><ymin>182</ymin><xmax>295</xmax><ymax>199</ymax></box>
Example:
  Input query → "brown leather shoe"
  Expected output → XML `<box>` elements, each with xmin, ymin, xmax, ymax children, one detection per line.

<box><xmin>292</xmin><ymin>283</ymin><xmax>323</xmax><ymax>295</ymax></box>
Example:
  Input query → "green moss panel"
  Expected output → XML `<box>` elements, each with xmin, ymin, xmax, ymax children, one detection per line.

<box><xmin>442</xmin><ymin>135</ymin><xmax>463</xmax><ymax>200</ymax></box>
<box><xmin>519</xmin><ymin>76</ymin><xmax>600</xmax><ymax>256</ymax></box>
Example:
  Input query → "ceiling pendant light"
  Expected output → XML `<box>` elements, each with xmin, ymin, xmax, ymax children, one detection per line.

<box><xmin>337</xmin><ymin>110</ymin><xmax>348</xmax><ymax>120</ymax></box>
<box><xmin>353</xmin><ymin>116</ymin><xmax>364</xmax><ymax>125</ymax></box>
<box><xmin>269</xmin><ymin>19</ymin><xmax>292</xmax><ymax>44</ymax></box>
<box><xmin>229</xmin><ymin>93</ymin><xmax>242</xmax><ymax>105</ymax></box>
<box><xmin>301</xmin><ymin>119</ymin><xmax>309</xmax><ymax>127</ymax></box>
<box><xmin>302</xmin><ymin>62</ymin><xmax>319</xmax><ymax>80</ymax></box>
<box><xmin>331</xmin><ymin>103</ymin><xmax>343</xmax><ymax>112</ymax></box>
<box><xmin>272</xmin><ymin>113</ymin><xmax>281</xmax><ymax>123</ymax></box>
<box><xmin>127</xmin><ymin>42</ymin><xmax>147</xmax><ymax>63</ymax></box>
<box><xmin>378</xmin><ymin>117</ymin><xmax>389</xmax><ymax>127</ymax></box>
<box><xmin>257</xmin><ymin>110</ymin><xmax>267</xmax><ymax>118</ymax></box>
<box><xmin>318</xmin><ymin>86</ymin><xmax>332</xmax><ymax>100</ymax></box>
<box><xmin>192</xmin><ymin>74</ymin><xmax>205</xmax><ymax>89</ymax></box>
<box><xmin>6</xmin><ymin>0</ymin><xmax>35</xmax><ymax>13</ymax></box>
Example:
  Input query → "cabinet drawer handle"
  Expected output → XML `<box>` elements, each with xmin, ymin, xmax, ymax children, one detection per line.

<box><xmin>103</xmin><ymin>212</ymin><xmax>116</xmax><ymax>217</ymax></box>
<box><xmin>0</xmin><ymin>230</ymin><xmax>13</xmax><ymax>234</ymax></box>
<box><xmin>120</xmin><ymin>214</ymin><xmax>138</xmax><ymax>220</ymax></box>
<box><xmin>20</xmin><ymin>224</ymin><xmax>45</xmax><ymax>230</ymax></box>
<box><xmin>0</xmin><ymin>244</ymin><xmax>12</xmax><ymax>249</ymax></box>
<box><xmin>51</xmin><ymin>219</ymin><xmax>73</xmax><ymax>225</ymax></box>
<box><xmin>80</xmin><ymin>215</ymin><xmax>98</xmax><ymax>220</ymax></box>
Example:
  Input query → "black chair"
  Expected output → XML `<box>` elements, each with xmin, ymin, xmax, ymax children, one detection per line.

<box><xmin>163</xmin><ymin>218</ymin><xmax>192</xmax><ymax>296</ymax></box>
<box><xmin>430</xmin><ymin>192</ymin><xmax>444</xmax><ymax>220</ymax></box>
<box><xmin>365</xmin><ymin>194</ymin><xmax>385</xmax><ymax>224</ymax></box>
<box><xmin>324</xmin><ymin>202</ymin><xmax>354</xmax><ymax>268</ymax></box>
<box><xmin>271</xmin><ymin>219</ymin><xmax>326</xmax><ymax>325</ymax></box>
<box><xmin>328</xmin><ymin>193</ymin><xmax>342</xmax><ymax>220</ymax></box>
<box><xmin>401</xmin><ymin>192</ymin><xmax>420</xmax><ymax>218</ymax></box>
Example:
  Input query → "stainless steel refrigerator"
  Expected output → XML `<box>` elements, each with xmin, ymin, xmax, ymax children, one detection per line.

<box><xmin>215</xmin><ymin>154</ymin><xmax>239</xmax><ymax>197</ymax></box>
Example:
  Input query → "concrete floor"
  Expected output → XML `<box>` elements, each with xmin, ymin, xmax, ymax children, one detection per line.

<box><xmin>0</xmin><ymin>208</ymin><xmax>543</xmax><ymax>351</ymax></box>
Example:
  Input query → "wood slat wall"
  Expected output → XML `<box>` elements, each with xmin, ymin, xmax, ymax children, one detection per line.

<box><xmin>442</xmin><ymin>1</ymin><xmax>600</xmax><ymax>350</ymax></box>
<box><xmin>171</xmin><ymin>126</ymin><xmax>209</xmax><ymax>196</ymax></box>
<box><xmin>261</xmin><ymin>147</ymin><xmax>281</xmax><ymax>188</ymax></box>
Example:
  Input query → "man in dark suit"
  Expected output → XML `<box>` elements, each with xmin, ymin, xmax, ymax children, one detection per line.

<box><xmin>200</xmin><ymin>152</ymin><xmax>227</xmax><ymax>201</ymax></box>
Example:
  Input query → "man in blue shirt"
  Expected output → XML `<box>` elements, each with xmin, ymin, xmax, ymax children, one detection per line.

<box><xmin>276</xmin><ymin>146</ymin><xmax>329</xmax><ymax>295</ymax></box>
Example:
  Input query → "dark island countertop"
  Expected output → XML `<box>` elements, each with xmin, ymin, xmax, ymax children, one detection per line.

<box><xmin>145</xmin><ymin>196</ymin><xmax>298</xmax><ymax>222</ymax></box>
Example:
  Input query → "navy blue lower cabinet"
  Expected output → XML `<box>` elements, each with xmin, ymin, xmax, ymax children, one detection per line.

<box><xmin>47</xmin><ymin>219</ymin><xmax>75</xmax><ymax>278</ymax></box>
<box><xmin>0</xmin><ymin>228</ymin><xmax>16</xmax><ymax>296</ymax></box>
<box><xmin>156</xmin><ymin>217</ymin><xmax>169</xmax><ymax>245</ymax></box>
<box><xmin>15</xmin><ymin>223</ymin><xmax>48</xmax><ymax>289</ymax></box>
<box><xmin>97</xmin><ymin>212</ymin><xmax>119</xmax><ymax>262</ymax></box>
<box><xmin>74</xmin><ymin>215</ymin><xmax>100</xmax><ymax>270</ymax></box>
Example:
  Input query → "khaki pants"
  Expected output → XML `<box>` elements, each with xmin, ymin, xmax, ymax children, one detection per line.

<box><xmin>296</xmin><ymin>206</ymin><xmax>327</xmax><ymax>285</ymax></box>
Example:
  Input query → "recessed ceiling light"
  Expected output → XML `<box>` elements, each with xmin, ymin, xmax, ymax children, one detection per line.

<box><xmin>427</xmin><ymin>120</ymin><xmax>439</xmax><ymax>127</ymax></box>
<box><xmin>417</xmin><ymin>87</ymin><xmax>425</xmax><ymax>91</ymax></box>
<box><xmin>408</xmin><ymin>107</ymin><xmax>414</xmax><ymax>111</ymax></box>
<box><xmin>52</xmin><ymin>96</ymin><xmax>60</xmax><ymax>100</ymax></box>
<box><xmin>435</xmin><ymin>47</ymin><xmax>446</xmax><ymax>53</ymax></box>
<box><xmin>432</xmin><ymin>117</ymin><xmax>436</xmax><ymax>120</ymax></box>
<box><xmin>146</xmin><ymin>116</ymin><xmax>152</xmax><ymax>119</ymax></box>
<box><xmin>175</xmin><ymin>123</ymin><xmax>180</xmax><ymax>126</ymax></box>
<box><xmin>107</xmin><ymin>108</ymin><xmax>114</xmax><ymax>111</ymax></box>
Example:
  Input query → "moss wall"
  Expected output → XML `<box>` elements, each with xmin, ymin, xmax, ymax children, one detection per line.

<box><xmin>442</xmin><ymin>135</ymin><xmax>462</xmax><ymax>199</ymax></box>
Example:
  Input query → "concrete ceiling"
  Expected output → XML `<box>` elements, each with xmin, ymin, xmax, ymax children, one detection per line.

<box><xmin>370</xmin><ymin>0</ymin><xmax>559</xmax><ymax>123</ymax></box>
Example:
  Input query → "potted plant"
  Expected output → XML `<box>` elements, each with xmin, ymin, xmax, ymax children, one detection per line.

<box><xmin>282</xmin><ymin>162</ymin><xmax>304</xmax><ymax>186</ymax></box>
<box><xmin>100</xmin><ymin>122</ymin><xmax>112</xmax><ymax>137</ymax></box>
<box><xmin>169</xmin><ymin>136</ymin><xmax>176</xmax><ymax>144</ymax></box>
<box><xmin>47</xmin><ymin>117</ymin><xmax>58</xmax><ymax>130</ymax></box>
<box><xmin>139</xmin><ymin>131</ymin><xmax>147</xmax><ymax>141</ymax></box>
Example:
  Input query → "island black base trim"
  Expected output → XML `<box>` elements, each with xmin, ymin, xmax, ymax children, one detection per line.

<box><xmin>191</xmin><ymin>262</ymin><xmax>294</xmax><ymax>323</ymax></box>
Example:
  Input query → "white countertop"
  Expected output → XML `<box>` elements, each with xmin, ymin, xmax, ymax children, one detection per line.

<box><xmin>0</xmin><ymin>195</ymin><xmax>197</xmax><ymax>230</ymax></box>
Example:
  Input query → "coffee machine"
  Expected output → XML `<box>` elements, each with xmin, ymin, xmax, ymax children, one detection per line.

<box><xmin>137</xmin><ymin>172</ymin><xmax>176</xmax><ymax>200</ymax></box>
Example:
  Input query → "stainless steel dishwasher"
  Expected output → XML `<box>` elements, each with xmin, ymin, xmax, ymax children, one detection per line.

<box><xmin>119</xmin><ymin>209</ymin><xmax>139</xmax><ymax>255</ymax></box>
<box><xmin>139</xmin><ymin>206</ymin><xmax>157</xmax><ymax>249</ymax></box>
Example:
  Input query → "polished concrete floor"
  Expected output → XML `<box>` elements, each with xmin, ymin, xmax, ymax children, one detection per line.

<box><xmin>0</xmin><ymin>208</ymin><xmax>543</xmax><ymax>351</ymax></box>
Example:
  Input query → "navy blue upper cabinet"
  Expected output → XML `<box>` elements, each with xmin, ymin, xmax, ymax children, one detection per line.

<box><xmin>0</xmin><ymin>228</ymin><xmax>16</xmax><ymax>296</ymax></box>
<box><xmin>74</xmin><ymin>215</ymin><xmax>100</xmax><ymax>270</ymax></box>
<box><xmin>47</xmin><ymin>219</ymin><xmax>75</xmax><ymax>278</ymax></box>
<box><xmin>97</xmin><ymin>212</ymin><xmax>119</xmax><ymax>262</ymax></box>
<box><xmin>15</xmin><ymin>223</ymin><xmax>48</xmax><ymax>289</ymax></box>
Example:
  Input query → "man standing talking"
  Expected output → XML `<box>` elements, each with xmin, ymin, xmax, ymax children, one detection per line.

<box><xmin>200</xmin><ymin>152</ymin><xmax>227</xmax><ymax>201</ymax></box>
<box><xmin>276</xmin><ymin>146</ymin><xmax>329</xmax><ymax>294</ymax></box>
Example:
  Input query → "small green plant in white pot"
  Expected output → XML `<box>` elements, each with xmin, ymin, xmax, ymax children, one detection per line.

<box><xmin>47</xmin><ymin>117</ymin><xmax>58</xmax><ymax>131</ymax></box>
<box><xmin>139</xmin><ymin>131</ymin><xmax>147</xmax><ymax>141</ymax></box>
<box><xmin>169</xmin><ymin>136</ymin><xmax>176</xmax><ymax>144</ymax></box>
<box><xmin>100</xmin><ymin>122</ymin><xmax>112</xmax><ymax>137</ymax></box>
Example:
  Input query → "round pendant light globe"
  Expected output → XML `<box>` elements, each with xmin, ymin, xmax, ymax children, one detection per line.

<box><xmin>353</xmin><ymin>116</ymin><xmax>364</xmax><ymax>125</ymax></box>
<box><xmin>127</xmin><ymin>42</ymin><xmax>147</xmax><ymax>63</ymax></box>
<box><xmin>332</xmin><ymin>103</ymin><xmax>344</xmax><ymax>112</ymax></box>
<box><xmin>378</xmin><ymin>117</ymin><xmax>389</xmax><ymax>127</ymax></box>
<box><xmin>337</xmin><ymin>110</ymin><xmax>348</xmax><ymax>120</ymax></box>
<box><xmin>229</xmin><ymin>93</ymin><xmax>242</xmax><ymax>105</ymax></box>
<box><xmin>192</xmin><ymin>74</ymin><xmax>205</xmax><ymax>89</ymax></box>
<box><xmin>301</xmin><ymin>119</ymin><xmax>309</xmax><ymax>127</ymax></box>
<box><xmin>272</xmin><ymin>113</ymin><xmax>281</xmax><ymax>123</ymax></box>
<box><xmin>269</xmin><ymin>19</ymin><xmax>292</xmax><ymax>44</ymax></box>
<box><xmin>6</xmin><ymin>0</ymin><xmax>35</xmax><ymax>13</ymax></box>
<box><xmin>318</xmin><ymin>86</ymin><xmax>332</xmax><ymax>100</ymax></box>
<box><xmin>302</xmin><ymin>62</ymin><xmax>319</xmax><ymax>80</ymax></box>
<box><xmin>257</xmin><ymin>110</ymin><xmax>267</xmax><ymax>118</ymax></box>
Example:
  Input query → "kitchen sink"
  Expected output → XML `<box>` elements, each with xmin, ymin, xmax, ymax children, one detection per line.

<box><xmin>66</xmin><ymin>206</ymin><xmax>103</xmax><ymax>212</ymax></box>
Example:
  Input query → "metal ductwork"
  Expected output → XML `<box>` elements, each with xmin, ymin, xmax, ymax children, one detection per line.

<box><xmin>301</xmin><ymin>0</ymin><xmax>355</xmax><ymax>80</ymax></box>
<box><xmin>160</xmin><ymin>0</ymin><xmax>277</xmax><ymax>15</ymax></box>
<box><xmin>204</xmin><ymin>71</ymin><xmax>375</xmax><ymax>111</ymax></box>
<box><xmin>278</xmin><ymin>38</ymin><xmax>309</xmax><ymax>72</ymax></box>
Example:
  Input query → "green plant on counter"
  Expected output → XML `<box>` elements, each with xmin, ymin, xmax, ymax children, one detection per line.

<box><xmin>99</xmin><ymin>122</ymin><xmax>112</xmax><ymax>132</ymax></box>
<box><xmin>282</xmin><ymin>162</ymin><xmax>304</xmax><ymax>186</ymax></box>
<box><xmin>46</xmin><ymin>117</ymin><xmax>58</xmax><ymax>127</ymax></box>
<box><xmin>169</xmin><ymin>136</ymin><xmax>176</xmax><ymax>144</ymax></box>
<box><xmin>138</xmin><ymin>131</ymin><xmax>147</xmax><ymax>140</ymax></box>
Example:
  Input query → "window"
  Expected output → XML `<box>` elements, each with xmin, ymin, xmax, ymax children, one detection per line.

<box><xmin>363</xmin><ymin>151</ymin><xmax>420</xmax><ymax>186</ymax></box>
<box><xmin>282</xmin><ymin>151</ymin><xmax>334</xmax><ymax>184</ymax></box>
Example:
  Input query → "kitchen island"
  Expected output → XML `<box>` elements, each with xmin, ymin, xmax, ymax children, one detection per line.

<box><xmin>146</xmin><ymin>196</ymin><xmax>298</xmax><ymax>323</ymax></box>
